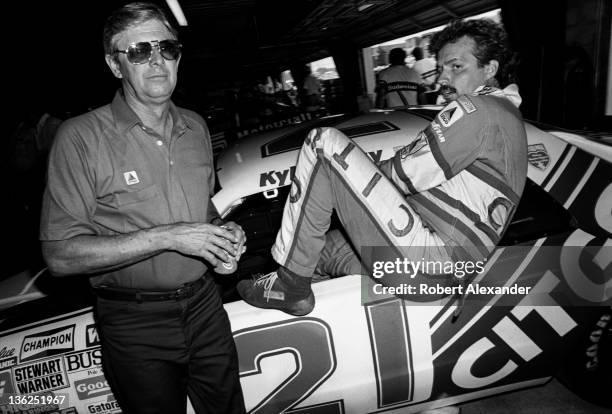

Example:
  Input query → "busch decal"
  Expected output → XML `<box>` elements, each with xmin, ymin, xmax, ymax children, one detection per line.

<box><xmin>64</xmin><ymin>348</ymin><xmax>102</xmax><ymax>373</ymax></box>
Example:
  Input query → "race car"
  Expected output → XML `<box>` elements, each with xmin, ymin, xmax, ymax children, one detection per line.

<box><xmin>0</xmin><ymin>107</ymin><xmax>610</xmax><ymax>414</ymax></box>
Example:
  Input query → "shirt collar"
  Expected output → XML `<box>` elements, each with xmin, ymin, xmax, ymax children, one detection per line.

<box><xmin>473</xmin><ymin>83</ymin><xmax>522</xmax><ymax>108</ymax></box>
<box><xmin>110</xmin><ymin>89</ymin><xmax>195</xmax><ymax>135</ymax></box>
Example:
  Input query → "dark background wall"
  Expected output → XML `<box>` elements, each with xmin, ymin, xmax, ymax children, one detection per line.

<box><xmin>500</xmin><ymin>0</ymin><xmax>611</xmax><ymax>130</ymax></box>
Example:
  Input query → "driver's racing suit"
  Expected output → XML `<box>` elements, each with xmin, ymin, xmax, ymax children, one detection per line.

<box><xmin>271</xmin><ymin>85</ymin><xmax>527</xmax><ymax>294</ymax></box>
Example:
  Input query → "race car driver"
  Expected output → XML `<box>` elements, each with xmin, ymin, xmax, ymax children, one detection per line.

<box><xmin>237</xmin><ymin>18</ymin><xmax>527</xmax><ymax>317</ymax></box>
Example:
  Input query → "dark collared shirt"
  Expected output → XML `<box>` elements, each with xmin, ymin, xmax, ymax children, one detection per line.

<box><xmin>40</xmin><ymin>90</ymin><xmax>219</xmax><ymax>289</ymax></box>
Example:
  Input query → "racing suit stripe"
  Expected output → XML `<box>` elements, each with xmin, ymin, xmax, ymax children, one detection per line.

<box><xmin>408</xmin><ymin>193</ymin><xmax>492</xmax><ymax>259</ymax></box>
<box><xmin>283</xmin><ymin>158</ymin><xmax>326</xmax><ymax>269</ymax></box>
<box><xmin>465</xmin><ymin>164</ymin><xmax>520</xmax><ymax>205</ymax></box>
<box><xmin>424</xmin><ymin>126</ymin><xmax>453</xmax><ymax>179</ymax></box>
<box><xmin>392</xmin><ymin>153</ymin><xmax>418</xmax><ymax>194</ymax></box>
<box><xmin>428</xmin><ymin>187</ymin><xmax>499</xmax><ymax>244</ymax></box>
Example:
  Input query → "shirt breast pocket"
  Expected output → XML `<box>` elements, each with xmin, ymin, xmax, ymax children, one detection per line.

<box><xmin>95</xmin><ymin>185</ymin><xmax>170</xmax><ymax>233</ymax></box>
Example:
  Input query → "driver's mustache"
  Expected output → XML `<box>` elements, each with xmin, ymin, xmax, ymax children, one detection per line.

<box><xmin>439</xmin><ymin>85</ymin><xmax>457</xmax><ymax>95</ymax></box>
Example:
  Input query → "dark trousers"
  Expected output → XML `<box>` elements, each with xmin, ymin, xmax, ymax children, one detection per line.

<box><xmin>95</xmin><ymin>277</ymin><xmax>245</xmax><ymax>414</ymax></box>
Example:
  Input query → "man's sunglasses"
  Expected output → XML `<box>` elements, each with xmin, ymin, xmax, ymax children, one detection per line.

<box><xmin>113</xmin><ymin>39</ymin><xmax>182</xmax><ymax>65</ymax></box>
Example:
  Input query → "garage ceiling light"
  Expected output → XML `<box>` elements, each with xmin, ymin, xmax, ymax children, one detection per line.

<box><xmin>357</xmin><ymin>3</ymin><xmax>374</xmax><ymax>12</ymax></box>
<box><xmin>165</xmin><ymin>0</ymin><xmax>188</xmax><ymax>26</ymax></box>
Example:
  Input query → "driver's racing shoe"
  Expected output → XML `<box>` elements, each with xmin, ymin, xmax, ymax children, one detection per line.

<box><xmin>237</xmin><ymin>271</ymin><xmax>315</xmax><ymax>316</ymax></box>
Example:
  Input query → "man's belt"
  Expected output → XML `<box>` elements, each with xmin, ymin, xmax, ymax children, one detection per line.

<box><xmin>93</xmin><ymin>277</ymin><xmax>206</xmax><ymax>302</ymax></box>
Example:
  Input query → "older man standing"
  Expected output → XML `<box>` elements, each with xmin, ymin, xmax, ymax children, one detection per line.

<box><xmin>40</xmin><ymin>3</ymin><xmax>245</xmax><ymax>413</ymax></box>
<box><xmin>237</xmin><ymin>18</ymin><xmax>527</xmax><ymax>321</ymax></box>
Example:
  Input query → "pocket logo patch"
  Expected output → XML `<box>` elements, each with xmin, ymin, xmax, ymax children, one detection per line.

<box><xmin>123</xmin><ymin>171</ymin><xmax>140</xmax><ymax>185</ymax></box>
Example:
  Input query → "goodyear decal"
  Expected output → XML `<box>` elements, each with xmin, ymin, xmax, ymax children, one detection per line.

<box><xmin>13</xmin><ymin>357</ymin><xmax>69</xmax><ymax>394</ymax></box>
<box><xmin>75</xmin><ymin>375</ymin><xmax>112</xmax><ymax>401</ymax></box>
<box><xmin>429</xmin><ymin>121</ymin><xmax>446</xmax><ymax>143</ymax></box>
<box><xmin>20</xmin><ymin>326</ymin><xmax>75</xmax><ymax>362</ymax></box>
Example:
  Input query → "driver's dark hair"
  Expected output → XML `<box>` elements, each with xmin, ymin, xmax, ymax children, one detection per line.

<box><xmin>429</xmin><ymin>19</ymin><xmax>518</xmax><ymax>88</ymax></box>
<box><xmin>103</xmin><ymin>2</ymin><xmax>178</xmax><ymax>55</ymax></box>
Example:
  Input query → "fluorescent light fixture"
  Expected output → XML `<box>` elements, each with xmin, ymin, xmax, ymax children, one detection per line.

<box><xmin>165</xmin><ymin>0</ymin><xmax>188</xmax><ymax>26</ymax></box>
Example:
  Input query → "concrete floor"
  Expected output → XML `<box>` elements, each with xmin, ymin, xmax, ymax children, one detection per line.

<box><xmin>461</xmin><ymin>378</ymin><xmax>611</xmax><ymax>414</ymax></box>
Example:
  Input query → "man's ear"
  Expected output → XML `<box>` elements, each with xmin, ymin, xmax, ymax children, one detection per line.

<box><xmin>484</xmin><ymin>59</ymin><xmax>499</xmax><ymax>81</ymax></box>
<box><xmin>105</xmin><ymin>54</ymin><xmax>123</xmax><ymax>79</ymax></box>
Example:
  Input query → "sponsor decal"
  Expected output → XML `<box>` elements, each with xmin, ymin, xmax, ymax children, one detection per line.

<box><xmin>123</xmin><ymin>171</ymin><xmax>139</xmax><ymax>185</ymax></box>
<box><xmin>258</xmin><ymin>150</ymin><xmax>384</xmax><ymax>188</ymax></box>
<box><xmin>13</xmin><ymin>357</ymin><xmax>69</xmax><ymax>394</ymax></box>
<box><xmin>259</xmin><ymin>166</ymin><xmax>296</xmax><ymax>187</ymax></box>
<box><xmin>0</xmin><ymin>359</ymin><xmax>17</xmax><ymax>371</ymax></box>
<box><xmin>437</xmin><ymin>101</ymin><xmax>464</xmax><ymax>128</ymax></box>
<box><xmin>386</xmin><ymin>82</ymin><xmax>418</xmax><ymax>92</ymax></box>
<box><xmin>85</xmin><ymin>325</ymin><xmax>99</xmax><ymax>348</ymax></box>
<box><xmin>0</xmin><ymin>349</ymin><xmax>15</xmax><ymax>360</ymax></box>
<box><xmin>430</xmin><ymin>121</ymin><xmax>446</xmax><ymax>143</ymax></box>
<box><xmin>0</xmin><ymin>371</ymin><xmax>16</xmax><ymax>404</ymax></box>
<box><xmin>0</xmin><ymin>406</ymin><xmax>78</xmax><ymax>414</ymax></box>
<box><xmin>527</xmin><ymin>143</ymin><xmax>550</xmax><ymax>171</ymax></box>
<box><xmin>64</xmin><ymin>348</ymin><xmax>102</xmax><ymax>373</ymax></box>
<box><xmin>86</xmin><ymin>399</ymin><xmax>121</xmax><ymax>414</ymax></box>
<box><xmin>457</xmin><ymin>96</ymin><xmax>477</xmax><ymax>114</ymax></box>
<box><xmin>400</xmin><ymin>135</ymin><xmax>427</xmax><ymax>159</ymax></box>
<box><xmin>75</xmin><ymin>375</ymin><xmax>112</xmax><ymax>401</ymax></box>
<box><xmin>237</xmin><ymin>112</ymin><xmax>315</xmax><ymax>139</ymax></box>
<box><xmin>20</xmin><ymin>326</ymin><xmax>75</xmax><ymax>363</ymax></box>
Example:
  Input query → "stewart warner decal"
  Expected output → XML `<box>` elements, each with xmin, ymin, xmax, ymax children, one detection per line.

<box><xmin>13</xmin><ymin>357</ymin><xmax>70</xmax><ymax>394</ymax></box>
<box><xmin>20</xmin><ymin>326</ymin><xmax>75</xmax><ymax>362</ymax></box>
